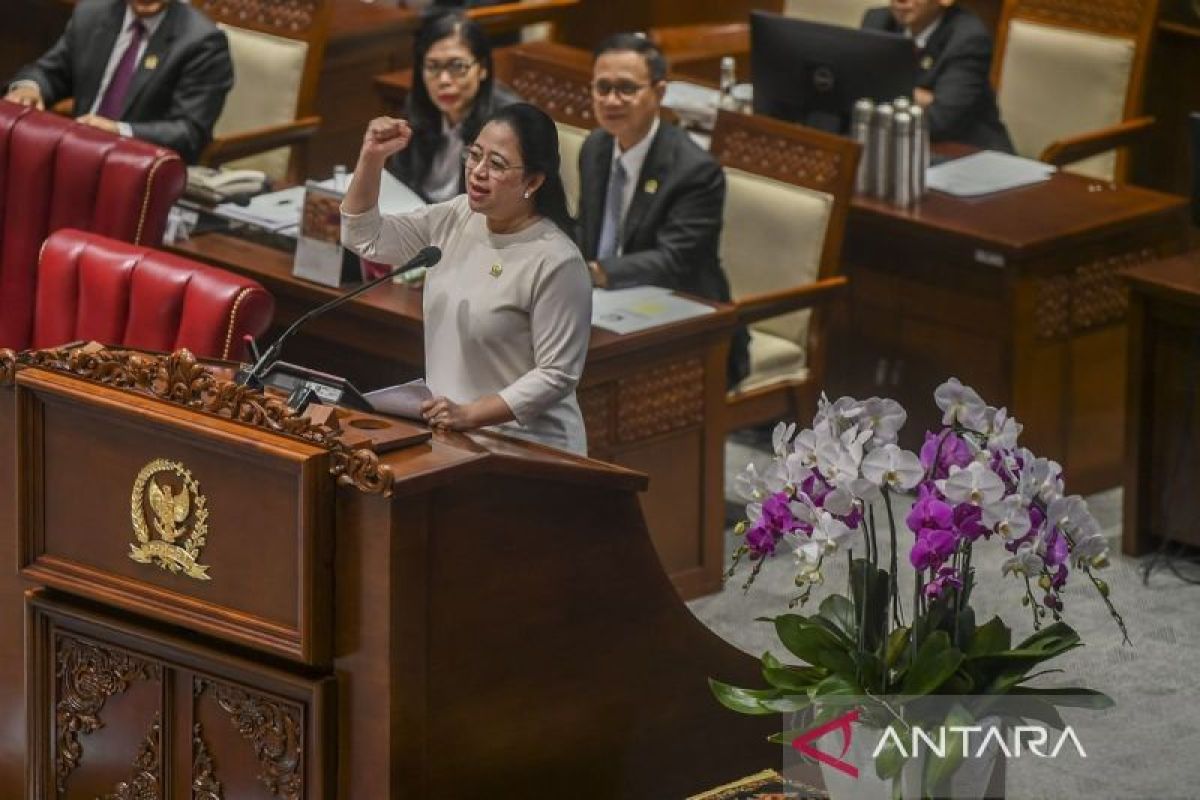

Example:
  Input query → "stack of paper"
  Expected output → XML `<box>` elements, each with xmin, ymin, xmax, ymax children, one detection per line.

<box><xmin>926</xmin><ymin>151</ymin><xmax>1057</xmax><ymax>197</ymax></box>
<box><xmin>591</xmin><ymin>286</ymin><xmax>715</xmax><ymax>334</ymax></box>
<box><xmin>664</xmin><ymin>81</ymin><xmax>721</xmax><ymax>130</ymax></box>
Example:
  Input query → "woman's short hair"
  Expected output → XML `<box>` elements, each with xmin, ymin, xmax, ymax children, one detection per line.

<box><xmin>485</xmin><ymin>103</ymin><xmax>575</xmax><ymax>237</ymax></box>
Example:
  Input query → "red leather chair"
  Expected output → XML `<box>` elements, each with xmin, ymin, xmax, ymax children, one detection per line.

<box><xmin>33</xmin><ymin>229</ymin><xmax>274</xmax><ymax>361</ymax></box>
<box><xmin>0</xmin><ymin>101</ymin><xmax>185</xmax><ymax>350</ymax></box>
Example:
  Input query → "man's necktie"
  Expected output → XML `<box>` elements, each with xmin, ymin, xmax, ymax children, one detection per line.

<box><xmin>97</xmin><ymin>20</ymin><xmax>146</xmax><ymax>120</ymax></box>
<box><xmin>596</xmin><ymin>160</ymin><xmax>627</xmax><ymax>260</ymax></box>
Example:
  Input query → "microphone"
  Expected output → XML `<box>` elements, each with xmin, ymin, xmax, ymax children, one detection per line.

<box><xmin>238</xmin><ymin>245</ymin><xmax>441</xmax><ymax>388</ymax></box>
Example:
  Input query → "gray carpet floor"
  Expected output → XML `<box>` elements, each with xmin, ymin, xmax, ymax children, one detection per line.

<box><xmin>686</xmin><ymin>436</ymin><xmax>1200</xmax><ymax>800</ymax></box>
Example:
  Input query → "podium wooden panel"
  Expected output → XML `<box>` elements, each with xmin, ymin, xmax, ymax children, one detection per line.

<box><xmin>0</xmin><ymin>346</ymin><xmax>781</xmax><ymax>798</ymax></box>
<box><xmin>169</xmin><ymin>231</ymin><xmax>735</xmax><ymax>600</ymax></box>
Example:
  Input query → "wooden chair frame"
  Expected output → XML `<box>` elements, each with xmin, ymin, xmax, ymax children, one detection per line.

<box><xmin>710</xmin><ymin>110</ymin><xmax>860</xmax><ymax>431</ymax></box>
<box><xmin>193</xmin><ymin>0</ymin><xmax>333</xmax><ymax>181</ymax></box>
<box><xmin>990</xmin><ymin>0</ymin><xmax>1161</xmax><ymax>181</ymax></box>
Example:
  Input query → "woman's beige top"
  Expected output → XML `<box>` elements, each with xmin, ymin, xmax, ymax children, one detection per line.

<box><xmin>342</xmin><ymin>195</ymin><xmax>592</xmax><ymax>454</ymax></box>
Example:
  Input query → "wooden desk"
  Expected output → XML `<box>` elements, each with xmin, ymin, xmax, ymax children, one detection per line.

<box><xmin>171</xmin><ymin>232</ymin><xmax>735</xmax><ymax>599</ymax></box>
<box><xmin>1122</xmin><ymin>252</ymin><xmax>1200</xmax><ymax>555</ymax></box>
<box><xmin>839</xmin><ymin>147</ymin><xmax>1190</xmax><ymax>494</ymax></box>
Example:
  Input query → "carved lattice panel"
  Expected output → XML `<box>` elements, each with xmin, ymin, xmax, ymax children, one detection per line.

<box><xmin>578</xmin><ymin>383</ymin><xmax>615</xmax><ymax>453</ymax></box>
<box><xmin>715</xmin><ymin>128</ymin><xmax>848</xmax><ymax>192</ymax></box>
<box><xmin>1034</xmin><ymin>246</ymin><xmax>1158</xmax><ymax>339</ymax></box>
<box><xmin>193</xmin><ymin>0</ymin><xmax>321</xmax><ymax>33</ymax></box>
<box><xmin>509</xmin><ymin>64</ymin><xmax>594</xmax><ymax>129</ymax></box>
<box><xmin>1013</xmin><ymin>0</ymin><xmax>1151</xmax><ymax>37</ymax></box>
<box><xmin>615</xmin><ymin>358</ymin><xmax>705</xmax><ymax>443</ymax></box>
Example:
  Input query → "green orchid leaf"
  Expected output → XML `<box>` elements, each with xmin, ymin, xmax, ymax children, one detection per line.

<box><xmin>1006</xmin><ymin>686</ymin><xmax>1114</xmax><ymax>709</ymax></box>
<box><xmin>900</xmin><ymin>631</ymin><xmax>964</xmax><ymax>696</ymax></box>
<box><xmin>851</xmin><ymin>560</ymin><xmax>891</xmax><ymax>653</ymax></box>
<box><xmin>924</xmin><ymin>703</ymin><xmax>975</xmax><ymax>792</ymax></box>
<box><xmin>768</xmin><ymin>728</ymin><xmax>814</xmax><ymax>746</ymax></box>
<box><xmin>774</xmin><ymin>614</ymin><xmax>858</xmax><ymax>676</ymax></box>
<box><xmin>708</xmin><ymin>678</ymin><xmax>782</xmax><ymax>715</ymax></box>
<box><xmin>760</xmin><ymin>695</ymin><xmax>817</xmax><ymax>714</ymax></box>
<box><xmin>762</xmin><ymin>651</ymin><xmax>826</xmax><ymax>692</ymax></box>
<box><xmin>955</xmin><ymin>606</ymin><xmax>977</xmax><ymax>653</ymax></box>
<box><xmin>818</xmin><ymin>594</ymin><xmax>859</xmax><ymax>640</ymax></box>
<box><xmin>886</xmin><ymin>627</ymin><xmax>911</xmax><ymax>668</ymax></box>
<box><xmin>968</xmin><ymin>616</ymin><xmax>1012</xmax><ymax>656</ymax></box>
<box><xmin>998</xmin><ymin>694</ymin><xmax>1067</xmax><ymax>729</ymax></box>
<box><xmin>1012</xmin><ymin>621</ymin><xmax>1082</xmax><ymax>656</ymax></box>
<box><xmin>874</xmin><ymin>722</ymin><xmax>908</xmax><ymax>781</ymax></box>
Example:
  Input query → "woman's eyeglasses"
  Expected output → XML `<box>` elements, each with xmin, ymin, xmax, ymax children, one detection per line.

<box><xmin>423</xmin><ymin>59</ymin><xmax>477</xmax><ymax>79</ymax></box>
<box><xmin>591</xmin><ymin>80</ymin><xmax>648</xmax><ymax>100</ymax></box>
<box><xmin>462</xmin><ymin>148</ymin><xmax>524</xmax><ymax>176</ymax></box>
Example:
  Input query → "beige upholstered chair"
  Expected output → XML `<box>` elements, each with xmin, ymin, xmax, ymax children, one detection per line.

<box><xmin>711</xmin><ymin>110</ymin><xmax>859</xmax><ymax>430</ymax></box>
<box><xmin>555</xmin><ymin>121</ymin><xmax>587</xmax><ymax>216</ymax></box>
<box><xmin>992</xmin><ymin>0</ymin><xmax>1159</xmax><ymax>182</ymax></box>
<box><xmin>193</xmin><ymin>0</ymin><xmax>332</xmax><ymax>184</ymax></box>
<box><xmin>782</xmin><ymin>0</ymin><xmax>879</xmax><ymax>28</ymax></box>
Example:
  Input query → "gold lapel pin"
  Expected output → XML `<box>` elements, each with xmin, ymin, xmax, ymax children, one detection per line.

<box><xmin>920</xmin><ymin>55</ymin><xmax>934</xmax><ymax>71</ymax></box>
<box><xmin>144</xmin><ymin>54</ymin><xmax>159</xmax><ymax>70</ymax></box>
<box><xmin>489</xmin><ymin>263</ymin><xmax>503</xmax><ymax>278</ymax></box>
<box><xmin>643</xmin><ymin>178</ymin><xmax>659</xmax><ymax>194</ymax></box>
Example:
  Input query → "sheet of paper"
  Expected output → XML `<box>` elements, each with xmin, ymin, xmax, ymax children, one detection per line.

<box><xmin>926</xmin><ymin>151</ymin><xmax>1056</xmax><ymax>198</ymax></box>
<box><xmin>214</xmin><ymin>185</ymin><xmax>305</xmax><ymax>231</ymax></box>
<box><xmin>664</xmin><ymin>81</ymin><xmax>720</xmax><ymax>130</ymax></box>
<box><xmin>591</xmin><ymin>286</ymin><xmax>715</xmax><ymax>334</ymax></box>
<box><xmin>364</xmin><ymin>379</ymin><xmax>432</xmax><ymax>421</ymax></box>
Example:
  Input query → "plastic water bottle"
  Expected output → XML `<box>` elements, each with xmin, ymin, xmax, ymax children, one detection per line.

<box><xmin>333</xmin><ymin>164</ymin><xmax>348</xmax><ymax>192</ymax></box>
<box><xmin>719</xmin><ymin>56</ymin><xmax>737</xmax><ymax>111</ymax></box>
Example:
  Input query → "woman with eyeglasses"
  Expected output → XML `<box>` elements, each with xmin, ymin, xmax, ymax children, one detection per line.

<box><xmin>342</xmin><ymin>103</ymin><xmax>591</xmax><ymax>455</ymax></box>
<box><xmin>387</xmin><ymin>11</ymin><xmax>520</xmax><ymax>203</ymax></box>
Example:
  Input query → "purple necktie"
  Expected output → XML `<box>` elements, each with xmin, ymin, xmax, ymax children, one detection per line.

<box><xmin>97</xmin><ymin>20</ymin><xmax>146</xmax><ymax>120</ymax></box>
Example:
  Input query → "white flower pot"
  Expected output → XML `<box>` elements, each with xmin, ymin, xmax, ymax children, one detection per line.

<box><xmin>819</xmin><ymin>721</ymin><xmax>1002</xmax><ymax>800</ymax></box>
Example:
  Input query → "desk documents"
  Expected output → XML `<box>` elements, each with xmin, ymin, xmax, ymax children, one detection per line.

<box><xmin>591</xmin><ymin>286</ymin><xmax>715</xmax><ymax>334</ymax></box>
<box><xmin>927</xmin><ymin>151</ymin><xmax>1056</xmax><ymax>197</ymax></box>
<box><xmin>364</xmin><ymin>379</ymin><xmax>432</xmax><ymax>420</ymax></box>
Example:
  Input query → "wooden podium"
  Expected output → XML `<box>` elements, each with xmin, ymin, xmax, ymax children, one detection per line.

<box><xmin>0</xmin><ymin>346</ymin><xmax>782</xmax><ymax>798</ymax></box>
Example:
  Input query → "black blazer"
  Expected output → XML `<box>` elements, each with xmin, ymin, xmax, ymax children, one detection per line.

<box><xmin>578</xmin><ymin>122</ymin><xmax>749</xmax><ymax>385</ymax></box>
<box><xmin>12</xmin><ymin>0</ymin><xmax>233</xmax><ymax>163</ymax></box>
<box><xmin>862</xmin><ymin>5</ymin><xmax>1013</xmax><ymax>153</ymax></box>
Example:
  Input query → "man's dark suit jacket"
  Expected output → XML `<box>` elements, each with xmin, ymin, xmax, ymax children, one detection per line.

<box><xmin>578</xmin><ymin>122</ymin><xmax>749</xmax><ymax>385</ymax></box>
<box><xmin>862</xmin><ymin>5</ymin><xmax>1013</xmax><ymax>153</ymax></box>
<box><xmin>13</xmin><ymin>0</ymin><xmax>233</xmax><ymax>163</ymax></box>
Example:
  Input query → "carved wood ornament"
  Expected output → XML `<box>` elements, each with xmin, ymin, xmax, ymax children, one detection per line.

<box><xmin>0</xmin><ymin>346</ymin><xmax>394</xmax><ymax>496</ymax></box>
<box><xmin>196</xmin><ymin>678</ymin><xmax>303</xmax><ymax>800</ymax></box>
<box><xmin>192</xmin><ymin>723</ymin><xmax>223</xmax><ymax>800</ymax></box>
<box><xmin>99</xmin><ymin>713</ymin><xmax>162</xmax><ymax>800</ymax></box>
<box><xmin>54</xmin><ymin>635</ymin><xmax>161</xmax><ymax>793</ymax></box>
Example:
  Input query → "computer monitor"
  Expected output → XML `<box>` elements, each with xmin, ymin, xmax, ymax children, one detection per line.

<box><xmin>750</xmin><ymin>10</ymin><xmax>919</xmax><ymax>134</ymax></box>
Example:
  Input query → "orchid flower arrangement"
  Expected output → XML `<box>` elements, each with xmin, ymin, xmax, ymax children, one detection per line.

<box><xmin>712</xmin><ymin>379</ymin><xmax>1127</xmax><ymax>788</ymax></box>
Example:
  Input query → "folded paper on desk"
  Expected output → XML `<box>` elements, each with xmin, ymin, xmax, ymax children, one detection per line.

<box><xmin>364</xmin><ymin>379</ymin><xmax>433</xmax><ymax>421</ymax></box>
<box><xmin>927</xmin><ymin>150</ymin><xmax>1056</xmax><ymax>197</ymax></box>
<box><xmin>212</xmin><ymin>171</ymin><xmax>426</xmax><ymax>236</ymax></box>
<box><xmin>664</xmin><ymin>81</ymin><xmax>721</xmax><ymax>130</ymax></box>
<box><xmin>592</xmin><ymin>286</ymin><xmax>715</xmax><ymax>334</ymax></box>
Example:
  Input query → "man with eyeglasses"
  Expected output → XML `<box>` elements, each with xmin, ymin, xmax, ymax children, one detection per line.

<box><xmin>578</xmin><ymin>33</ymin><xmax>748</xmax><ymax>386</ymax></box>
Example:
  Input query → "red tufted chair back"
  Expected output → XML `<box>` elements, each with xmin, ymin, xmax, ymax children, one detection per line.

<box><xmin>34</xmin><ymin>230</ymin><xmax>274</xmax><ymax>361</ymax></box>
<box><xmin>0</xmin><ymin>101</ymin><xmax>186</xmax><ymax>350</ymax></box>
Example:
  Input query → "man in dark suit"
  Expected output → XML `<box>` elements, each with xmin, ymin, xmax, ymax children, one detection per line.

<box><xmin>862</xmin><ymin>0</ymin><xmax>1013</xmax><ymax>152</ymax></box>
<box><xmin>578</xmin><ymin>33</ymin><xmax>749</xmax><ymax>385</ymax></box>
<box><xmin>5</xmin><ymin>0</ymin><xmax>233</xmax><ymax>163</ymax></box>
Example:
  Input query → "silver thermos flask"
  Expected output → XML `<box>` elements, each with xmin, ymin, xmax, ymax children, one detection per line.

<box><xmin>910</xmin><ymin>104</ymin><xmax>929</xmax><ymax>199</ymax></box>
<box><xmin>893</xmin><ymin>96</ymin><xmax>911</xmax><ymax>115</ymax></box>
<box><xmin>871</xmin><ymin>103</ymin><xmax>894</xmax><ymax>200</ymax></box>
<box><xmin>851</xmin><ymin>98</ymin><xmax>874</xmax><ymax>195</ymax></box>
<box><xmin>893</xmin><ymin>111</ymin><xmax>914</xmax><ymax>208</ymax></box>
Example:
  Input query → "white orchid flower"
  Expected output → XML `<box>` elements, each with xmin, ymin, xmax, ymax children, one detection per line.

<box><xmin>1047</xmin><ymin>495</ymin><xmax>1094</xmax><ymax>536</ymax></box>
<box><xmin>982</xmin><ymin>494</ymin><xmax>1032</xmax><ymax>540</ymax></box>
<box><xmin>938</xmin><ymin>461</ymin><xmax>1006</xmax><ymax>506</ymax></box>
<box><xmin>772</xmin><ymin>421</ymin><xmax>797</xmax><ymax>457</ymax></box>
<box><xmin>734</xmin><ymin>463</ymin><xmax>767</xmax><ymax>501</ymax></box>
<box><xmin>984</xmin><ymin>407</ymin><xmax>1023</xmax><ymax>451</ymax></box>
<box><xmin>822</xmin><ymin>487</ymin><xmax>858</xmax><ymax>517</ymax></box>
<box><xmin>859</xmin><ymin>397</ymin><xmax>907</xmax><ymax>448</ymax></box>
<box><xmin>1018</xmin><ymin>454</ymin><xmax>1064</xmax><ymax>504</ymax></box>
<box><xmin>791</xmin><ymin>428</ymin><xmax>819</xmax><ymax>469</ymax></box>
<box><xmin>1002</xmin><ymin>543</ymin><xmax>1044</xmax><ymax>577</ymax></box>
<box><xmin>861</xmin><ymin>443</ymin><xmax>923</xmax><ymax>491</ymax></box>
<box><xmin>934</xmin><ymin>378</ymin><xmax>989</xmax><ymax>429</ymax></box>
<box><xmin>1072</xmin><ymin>532</ymin><xmax>1110</xmax><ymax>566</ymax></box>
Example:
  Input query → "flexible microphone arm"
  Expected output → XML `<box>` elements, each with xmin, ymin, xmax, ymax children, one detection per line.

<box><xmin>238</xmin><ymin>245</ymin><xmax>442</xmax><ymax>387</ymax></box>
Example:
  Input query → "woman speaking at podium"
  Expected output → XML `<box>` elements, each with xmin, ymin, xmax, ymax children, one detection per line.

<box><xmin>341</xmin><ymin>103</ymin><xmax>592</xmax><ymax>455</ymax></box>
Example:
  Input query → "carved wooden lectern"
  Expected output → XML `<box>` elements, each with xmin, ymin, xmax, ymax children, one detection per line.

<box><xmin>0</xmin><ymin>346</ymin><xmax>783</xmax><ymax>798</ymax></box>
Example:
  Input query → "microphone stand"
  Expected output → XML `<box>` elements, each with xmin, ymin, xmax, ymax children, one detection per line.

<box><xmin>238</xmin><ymin>247</ymin><xmax>439</xmax><ymax>389</ymax></box>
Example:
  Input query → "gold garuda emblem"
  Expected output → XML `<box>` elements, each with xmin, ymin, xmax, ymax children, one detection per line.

<box><xmin>129</xmin><ymin>459</ymin><xmax>211</xmax><ymax>580</ymax></box>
